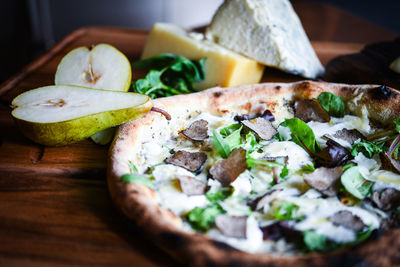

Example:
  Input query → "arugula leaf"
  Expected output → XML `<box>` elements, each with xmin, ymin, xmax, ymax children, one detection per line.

<box><xmin>343</xmin><ymin>163</ymin><xmax>355</xmax><ymax>171</ymax></box>
<box><xmin>246</xmin><ymin>157</ymin><xmax>284</xmax><ymax>168</ymax></box>
<box><xmin>212</xmin><ymin>125</ymin><xmax>242</xmax><ymax>158</ymax></box>
<box><xmin>275</xmin><ymin>202</ymin><xmax>302</xmax><ymax>221</ymax></box>
<box><xmin>301</xmin><ymin>164</ymin><xmax>316</xmax><ymax>173</ymax></box>
<box><xmin>280</xmin><ymin>165</ymin><xmax>289</xmax><ymax>179</ymax></box>
<box><xmin>132</xmin><ymin>53</ymin><xmax>206</xmax><ymax>99</ymax></box>
<box><xmin>121</xmin><ymin>173</ymin><xmax>154</xmax><ymax>189</ymax></box>
<box><xmin>351</xmin><ymin>140</ymin><xmax>385</xmax><ymax>158</ymax></box>
<box><xmin>394</xmin><ymin>117</ymin><xmax>400</xmax><ymax>133</ymax></box>
<box><xmin>129</xmin><ymin>160</ymin><xmax>139</xmax><ymax>173</ymax></box>
<box><xmin>340</xmin><ymin>166</ymin><xmax>372</xmax><ymax>199</ymax></box>
<box><xmin>280</xmin><ymin>118</ymin><xmax>320</xmax><ymax>154</ymax></box>
<box><xmin>241</xmin><ymin>132</ymin><xmax>263</xmax><ymax>154</ymax></box>
<box><xmin>317</xmin><ymin>92</ymin><xmax>345</xmax><ymax>117</ymax></box>
<box><xmin>303</xmin><ymin>230</ymin><xmax>338</xmax><ymax>251</ymax></box>
<box><xmin>186</xmin><ymin>204</ymin><xmax>225</xmax><ymax>232</ymax></box>
<box><xmin>303</xmin><ymin>226</ymin><xmax>373</xmax><ymax>252</ymax></box>
<box><xmin>206</xmin><ymin>186</ymin><xmax>235</xmax><ymax>203</ymax></box>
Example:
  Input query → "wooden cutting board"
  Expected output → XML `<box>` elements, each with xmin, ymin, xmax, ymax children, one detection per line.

<box><xmin>0</xmin><ymin>5</ymin><xmax>395</xmax><ymax>264</ymax></box>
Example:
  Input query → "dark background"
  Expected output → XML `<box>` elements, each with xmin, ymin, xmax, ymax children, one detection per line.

<box><xmin>1</xmin><ymin>0</ymin><xmax>399</xmax><ymax>85</ymax></box>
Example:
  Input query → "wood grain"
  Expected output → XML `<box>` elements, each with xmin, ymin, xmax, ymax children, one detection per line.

<box><xmin>0</xmin><ymin>2</ymin><xmax>395</xmax><ymax>266</ymax></box>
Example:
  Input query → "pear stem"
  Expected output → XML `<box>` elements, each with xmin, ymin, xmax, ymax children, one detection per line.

<box><xmin>151</xmin><ymin>107</ymin><xmax>171</xmax><ymax>120</ymax></box>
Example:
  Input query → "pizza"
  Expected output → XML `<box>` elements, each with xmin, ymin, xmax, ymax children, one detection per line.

<box><xmin>107</xmin><ymin>81</ymin><xmax>400</xmax><ymax>266</ymax></box>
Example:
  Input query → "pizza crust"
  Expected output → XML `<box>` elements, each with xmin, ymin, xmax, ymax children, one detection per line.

<box><xmin>108</xmin><ymin>81</ymin><xmax>400</xmax><ymax>266</ymax></box>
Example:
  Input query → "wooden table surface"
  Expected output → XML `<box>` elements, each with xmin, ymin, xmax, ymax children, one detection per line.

<box><xmin>0</xmin><ymin>1</ymin><xmax>396</xmax><ymax>266</ymax></box>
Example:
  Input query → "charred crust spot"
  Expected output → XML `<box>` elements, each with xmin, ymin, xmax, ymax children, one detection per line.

<box><xmin>212</xmin><ymin>240</ymin><xmax>237</xmax><ymax>251</ymax></box>
<box><xmin>275</xmin><ymin>85</ymin><xmax>281</xmax><ymax>90</ymax></box>
<box><xmin>160</xmin><ymin>231</ymin><xmax>185</xmax><ymax>247</ymax></box>
<box><xmin>213</xmin><ymin>92</ymin><xmax>223</xmax><ymax>98</ymax></box>
<box><xmin>371</xmin><ymin>85</ymin><xmax>397</xmax><ymax>101</ymax></box>
<box><xmin>326</xmin><ymin>254</ymin><xmax>370</xmax><ymax>267</ymax></box>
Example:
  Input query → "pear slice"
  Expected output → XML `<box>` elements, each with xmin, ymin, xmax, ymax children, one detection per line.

<box><xmin>55</xmin><ymin>43</ymin><xmax>132</xmax><ymax>144</ymax></box>
<box><xmin>11</xmin><ymin>85</ymin><xmax>152</xmax><ymax>146</ymax></box>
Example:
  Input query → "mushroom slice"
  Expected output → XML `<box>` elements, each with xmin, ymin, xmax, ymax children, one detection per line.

<box><xmin>295</xmin><ymin>99</ymin><xmax>330</xmax><ymax>123</ymax></box>
<box><xmin>247</xmin><ymin>189</ymin><xmax>282</xmax><ymax>211</ymax></box>
<box><xmin>330</xmin><ymin>210</ymin><xmax>366</xmax><ymax>232</ymax></box>
<box><xmin>326</xmin><ymin>128</ymin><xmax>365</xmax><ymax>145</ymax></box>
<box><xmin>241</xmin><ymin>117</ymin><xmax>277</xmax><ymax>140</ymax></box>
<box><xmin>177</xmin><ymin>175</ymin><xmax>207</xmax><ymax>196</ymax></box>
<box><xmin>165</xmin><ymin>150</ymin><xmax>207</xmax><ymax>172</ymax></box>
<box><xmin>215</xmin><ymin>215</ymin><xmax>247</xmax><ymax>238</ymax></box>
<box><xmin>209</xmin><ymin>148</ymin><xmax>247</xmax><ymax>186</ymax></box>
<box><xmin>234</xmin><ymin>109</ymin><xmax>275</xmax><ymax>122</ymax></box>
<box><xmin>303</xmin><ymin>167</ymin><xmax>343</xmax><ymax>197</ymax></box>
<box><xmin>180</xmin><ymin>119</ymin><xmax>209</xmax><ymax>141</ymax></box>
<box><xmin>261</xmin><ymin>221</ymin><xmax>299</xmax><ymax>241</ymax></box>
<box><xmin>372</xmin><ymin>187</ymin><xmax>400</xmax><ymax>211</ymax></box>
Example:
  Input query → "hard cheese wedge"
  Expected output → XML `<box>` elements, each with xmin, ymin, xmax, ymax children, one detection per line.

<box><xmin>206</xmin><ymin>0</ymin><xmax>324</xmax><ymax>79</ymax></box>
<box><xmin>141</xmin><ymin>23</ymin><xmax>264</xmax><ymax>90</ymax></box>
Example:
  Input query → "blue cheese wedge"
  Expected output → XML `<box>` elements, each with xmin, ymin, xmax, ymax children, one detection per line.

<box><xmin>206</xmin><ymin>0</ymin><xmax>324</xmax><ymax>79</ymax></box>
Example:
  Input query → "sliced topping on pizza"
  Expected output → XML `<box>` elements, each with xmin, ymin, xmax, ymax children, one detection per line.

<box><xmin>329</xmin><ymin>210</ymin><xmax>366</xmax><ymax>232</ymax></box>
<box><xmin>177</xmin><ymin>175</ymin><xmax>207</xmax><ymax>196</ymax></box>
<box><xmin>304</xmin><ymin>167</ymin><xmax>343</xmax><ymax>197</ymax></box>
<box><xmin>210</xmin><ymin>148</ymin><xmax>247</xmax><ymax>186</ymax></box>
<box><xmin>316</xmin><ymin>139</ymin><xmax>350</xmax><ymax>167</ymax></box>
<box><xmin>180</xmin><ymin>119</ymin><xmax>209</xmax><ymax>141</ymax></box>
<box><xmin>295</xmin><ymin>99</ymin><xmax>330</xmax><ymax>123</ymax></box>
<box><xmin>165</xmin><ymin>150</ymin><xmax>207</xmax><ymax>172</ymax></box>
<box><xmin>327</xmin><ymin>128</ymin><xmax>365</xmax><ymax>145</ymax></box>
<box><xmin>248</xmin><ymin>189</ymin><xmax>282</xmax><ymax>211</ymax></box>
<box><xmin>372</xmin><ymin>188</ymin><xmax>400</xmax><ymax>211</ymax></box>
<box><xmin>215</xmin><ymin>215</ymin><xmax>247</xmax><ymax>238</ymax></box>
<box><xmin>234</xmin><ymin>109</ymin><xmax>275</xmax><ymax>122</ymax></box>
<box><xmin>241</xmin><ymin>117</ymin><xmax>277</xmax><ymax>140</ymax></box>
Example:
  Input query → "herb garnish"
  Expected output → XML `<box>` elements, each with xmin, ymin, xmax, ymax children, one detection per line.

<box><xmin>132</xmin><ymin>53</ymin><xmax>206</xmax><ymax>98</ymax></box>
<box><xmin>187</xmin><ymin>204</ymin><xmax>225</xmax><ymax>232</ymax></box>
<box><xmin>317</xmin><ymin>92</ymin><xmax>345</xmax><ymax>117</ymax></box>
<box><xmin>280</xmin><ymin>118</ymin><xmax>320</xmax><ymax>154</ymax></box>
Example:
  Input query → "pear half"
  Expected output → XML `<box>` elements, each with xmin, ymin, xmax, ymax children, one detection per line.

<box><xmin>11</xmin><ymin>85</ymin><xmax>152</xmax><ymax>146</ymax></box>
<box><xmin>55</xmin><ymin>43</ymin><xmax>132</xmax><ymax>91</ymax></box>
<box><xmin>55</xmin><ymin>43</ymin><xmax>132</xmax><ymax>144</ymax></box>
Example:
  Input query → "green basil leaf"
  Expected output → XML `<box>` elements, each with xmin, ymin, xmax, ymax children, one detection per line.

<box><xmin>317</xmin><ymin>92</ymin><xmax>345</xmax><ymax>117</ymax></box>
<box><xmin>280</xmin><ymin>118</ymin><xmax>320</xmax><ymax>154</ymax></box>
<box><xmin>340</xmin><ymin>166</ymin><xmax>372</xmax><ymax>199</ymax></box>
<box><xmin>206</xmin><ymin>186</ymin><xmax>234</xmax><ymax>203</ymax></box>
<box><xmin>187</xmin><ymin>204</ymin><xmax>225</xmax><ymax>232</ymax></box>
<box><xmin>275</xmin><ymin>202</ymin><xmax>302</xmax><ymax>221</ymax></box>
<box><xmin>121</xmin><ymin>174</ymin><xmax>154</xmax><ymax>189</ymax></box>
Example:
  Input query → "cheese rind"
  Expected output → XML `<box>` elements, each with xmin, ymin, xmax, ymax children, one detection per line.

<box><xmin>141</xmin><ymin>23</ymin><xmax>264</xmax><ymax>90</ymax></box>
<box><xmin>206</xmin><ymin>0</ymin><xmax>324</xmax><ymax>79</ymax></box>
